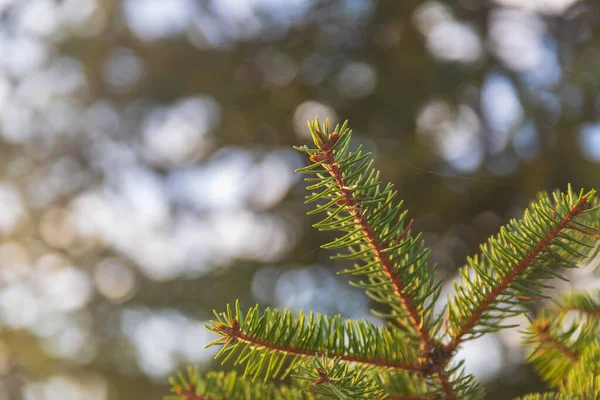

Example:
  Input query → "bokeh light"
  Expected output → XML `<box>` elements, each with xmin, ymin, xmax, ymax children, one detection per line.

<box><xmin>0</xmin><ymin>0</ymin><xmax>597</xmax><ymax>398</ymax></box>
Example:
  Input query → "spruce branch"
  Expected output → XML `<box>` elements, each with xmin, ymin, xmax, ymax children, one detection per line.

<box><xmin>294</xmin><ymin>119</ymin><xmax>442</xmax><ymax>349</ymax></box>
<box><xmin>377</xmin><ymin>371</ymin><xmax>434</xmax><ymax>399</ymax></box>
<box><xmin>164</xmin><ymin>118</ymin><xmax>600</xmax><ymax>400</ymax></box>
<box><xmin>294</xmin><ymin>355</ymin><xmax>386</xmax><ymax>399</ymax></box>
<box><xmin>377</xmin><ymin>366</ymin><xmax>481</xmax><ymax>400</ymax></box>
<box><xmin>559</xmin><ymin>290</ymin><xmax>600</xmax><ymax>318</ymax></box>
<box><xmin>523</xmin><ymin>289</ymin><xmax>600</xmax><ymax>392</ymax></box>
<box><xmin>532</xmin><ymin>319</ymin><xmax>579</xmax><ymax>362</ymax></box>
<box><xmin>514</xmin><ymin>394</ymin><xmax>579</xmax><ymax>400</ymax></box>
<box><xmin>522</xmin><ymin>316</ymin><xmax>584</xmax><ymax>388</ymax></box>
<box><xmin>206</xmin><ymin>302</ymin><xmax>423</xmax><ymax>382</ymax></box>
<box><xmin>561</xmin><ymin>342</ymin><xmax>600</xmax><ymax>397</ymax></box>
<box><xmin>437</xmin><ymin>372</ymin><xmax>455</xmax><ymax>400</ymax></box>
<box><xmin>435</xmin><ymin>363</ymin><xmax>483</xmax><ymax>400</ymax></box>
<box><xmin>165</xmin><ymin>367</ymin><xmax>309</xmax><ymax>400</ymax></box>
<box><xmin>445</xmin><ymin>188</ymin><xmax>597</xmax><ymax>352</ymax></box>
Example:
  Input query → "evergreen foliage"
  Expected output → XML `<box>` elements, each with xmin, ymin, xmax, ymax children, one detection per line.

<box><xmin>165</xmin><ymin>119</ymin><xmax>600</xmax><ymax>399</ymax></box>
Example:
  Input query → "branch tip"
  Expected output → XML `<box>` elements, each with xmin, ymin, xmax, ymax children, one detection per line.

<box><xmin>447</xmin><ymin>194</ymin><xmax>591</xmax><ymax>352</ymax></box>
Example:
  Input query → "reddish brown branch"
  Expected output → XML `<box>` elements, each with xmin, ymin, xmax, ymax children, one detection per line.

<box><xmin>314</xmin><ymin>368</ymin><xmax>330</xmax><ymax>385</ymax></box>
<box><xmin>437</xmin><ymin>371</ymin><xmax>456</xmax><ymax>400</ymax></box>
<box><xmin>310</xmin><ymin>131</ymin><xmax>456</xmax><ymax>395</ymax></box>
<box><xmin>446</xmin><ymin>196</ymin><xmax>590</xmax><ymax>353</ymax></box>
<box><xmin>315</xmin><ymin>133</ymin><xmax>432</xmax><ymax>347</ymax></box>
<box><xmin>216</xmin><ymin>319</ymin><xmax>424</xmax><ymax>373</ymax></box>
<box><xmin>394</xmin><ymin>219</ymin><xmax>414</xmax><ymax>246</ymax></box>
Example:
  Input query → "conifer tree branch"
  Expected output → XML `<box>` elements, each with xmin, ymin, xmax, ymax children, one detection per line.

<box><xmin>306</xmin><ymin>123</ymin><xmax>432</xmax><ymax>347</ymax></box>
<box><xmin>559</xmin><ymin>342</ymin><xmax>600</xmax><ymax>397</ymax></box>
<box><xmin>562</xmin><ymin>306</ymin><xmax>600</xmax><ymax>316</ymax></box>
<box><xmin>514</xmin><ymin>394</ymin><xmax>580</xmax><ymax>400</ymax></box>
<box><xmin>378</xmin><ymin>371</ymin><xmax>438</xmax><ymax>399</ymax></box>
<box><xmin>559</xmin><ymin>290</ymin><xmax>600</xmax><ymax>317</ymax></box>
<box><xmin>531</xmin><ymin>319</ymin><xmax>579</xmax><ymax>363</ymax></box>
<box><xmin>446</xmin><ymin>194</ymin><xmax>592</xmax><ymax>353</ymax></box>
<box><xmin>294</xmin><ymin>355</ymin><xmax>387</xmax><ymax>399</ymax></box>
<box><xmin>322</xmin><ymin>154</ymin><xmax>428</xmax><ymax>344</ymax></box>
<box><xmin>164</xmin><ymin>117</ymin><xmax>600</xmax><ymax>400</ymax></box>
<box><xmin>523</xmin><ymin>311</ymin><xmax>597</xmax><ymax>388</ymax></box>
<box><xmin>166</xmin><ymin>368</ymin><xmax>310</xmax><ymax>400</ymax></box>
<box><xmin>207</xmin><ymin>303</ymin><xmax>425</xmax><ymax>381</ymax></box>
<box><xmin>437</xmin><ymin>371</ymin><xmax>456</xmax><ymax>400</ymax></box>
<box><xmin>212</xmin><ymin>317</ymin><xmax>423</xmax><ymax>373</ymax></box>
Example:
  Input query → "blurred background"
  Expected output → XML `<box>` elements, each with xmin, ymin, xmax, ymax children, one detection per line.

<box><xmin>0</xmin><ymin>0</ymin><xmax>599</xmax><ymax>399</ymax></box>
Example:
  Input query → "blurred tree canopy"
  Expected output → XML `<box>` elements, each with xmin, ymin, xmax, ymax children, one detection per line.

<box><xmin>0</xmin><ymin>0</ymin><xmax>599</xmax><ymax>399</ymax></box>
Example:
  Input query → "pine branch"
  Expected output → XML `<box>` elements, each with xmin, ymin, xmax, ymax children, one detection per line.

<box><xmin>513</xmin><ymin>394</ymin><xmax>579</xmax><ymax>400</ymax></box>
<box><xmin>206</xmin><ymin>302</ymin><xmax>423</xmax><ymax>382</ymax></box>
<box><xmin>560</xmin><ymin>341</ymin><xmax>600</xmax><ymax>397</ymax></box>
<box><xmin>523</xmin><ymin>317</ymin><xmax>579</xmax><ymax>388</ymax></box>
<box><xmin>559</xmin><ymin>290</ymin><xmax>600</xmax><ymax>318</ymax></box>
<box><xmin>295</xmin><ymin>119</ymin><xmax>461</xmax><ymax>397</ymax></box>
<box><xmin>437</xmin><ymin>372</ymin><xmax>455</xmax><ymax>400</ymax></box>
<box><xmin>295</xmin><ymin>119</ymin><xmax>442</xmax><ymax>349</ymax></box>
<box><xmin>522</xmin><ymin>309</ymin><xmax>600</xmax><ymax>389</ymax></box>
<box><xmin>165</xmin><ymin>367</ymin><xmax>310</xmax><ymax>400</ymax></box>
<box><xmin>436</xmin><ymin>363</ymin><xmax>483</xmax><ymax>400</ymax></box>
<box><xmin>377</xmin><ymin>371</ymin><xmax>434</xmax><ymax>399</ymax></box>
<box><xmin>445</xmin><ymin>188</ymin><xmax>597</xmax><ymax>351</ymax></box>
<box><xmin>294</xmin><ymin>355</ymin><xmax>386</xmax><ymax>399</ymax></box>
<box><xmin>377</xmin><ymin>366</ymin><xmax>481</xmax><ymax>400</ymax></box>
<box><xmin>164</xmin><ymin>118</ymin><xmax>600</xmax><ymax>400</ymax></box>
<box><xmin>531</xmin><ymin>320</ymin><xmax>579</xmax><ymax>362</ymax></box>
